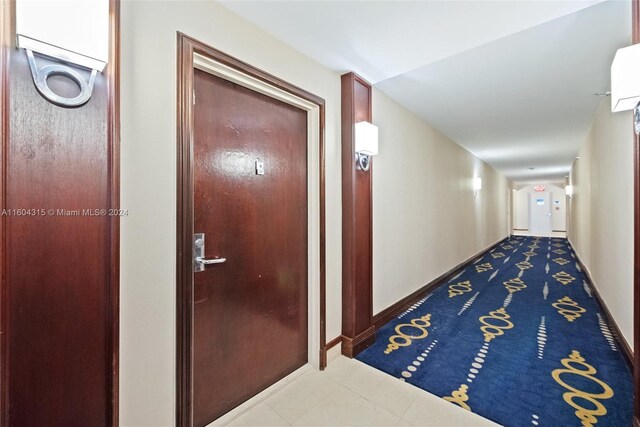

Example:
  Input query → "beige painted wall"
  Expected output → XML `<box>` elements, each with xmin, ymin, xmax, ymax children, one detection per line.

<box><xmin>121</xmin><ymin>2</ymin><xmax>510</xmax><ymax>425</ymax></box>
<box><xmin>120</xmin><ymin>2</ymin><xmax>343</xmax><ymax>425</ymax></box>
<box><xmin>372</xmin><ymin>90</ymin><xmax>510</xmax><ymax>314</ymax></box>
<box><xmin>567</xmin><ymin>98</ymin><xmax>633</xmax><ymax>348</ymax></box>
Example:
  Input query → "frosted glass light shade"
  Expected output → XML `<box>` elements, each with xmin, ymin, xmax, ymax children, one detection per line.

<box><xmin>16</xmin><ymin>0</ymin><xmax>109</xmax><ymax>71</ymax></box>
<box><xmin>355</xmin><ymin>122</ymin><xmax>379</xmax><ymax>156</ymax></box>
<box><xmin>611</xmin><ymin>43</ymin><xmax>640</xmax><ymax>112</ymax></box>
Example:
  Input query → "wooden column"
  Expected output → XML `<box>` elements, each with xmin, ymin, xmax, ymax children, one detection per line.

<box><xmin>0</xmin><ymin>1</ymin><xmax>120</xmax><ymax>425</ymax></box>
<box><xmin>341</xmin><ymin>73</ymin><xmax>375</xmax><ymax>357</ymax></box>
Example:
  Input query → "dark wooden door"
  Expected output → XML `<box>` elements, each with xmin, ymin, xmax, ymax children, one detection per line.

<box><xmin>192</xmin><ymin>69</ymin><xmax>308</xmax><ymax>426</ymax></box>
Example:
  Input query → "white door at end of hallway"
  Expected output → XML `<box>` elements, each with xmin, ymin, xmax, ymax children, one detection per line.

<box><xmin>529</xmin><ymin>191</ymin><xmax>552</xmax><ymax>234</ymax></box>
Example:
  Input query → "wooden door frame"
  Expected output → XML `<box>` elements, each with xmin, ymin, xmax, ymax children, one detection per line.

<box><xmin>634</xmin><ymin>1</ymin><xmax>640</xmax><ymax>426</ymax></box>
<box><xmin>176</xmin><ymin>33</ymin><xmax>327</xmax><ymax>427</ymax></box>
<box><xmin>107</xmin><ymin>1</ymin><xmax>121</xmax><ymax>424</ymax></box>
<box><xmin>0</xmin><ymin>1</ymin><xmax>11</xmax><ymax>421</ymax></box>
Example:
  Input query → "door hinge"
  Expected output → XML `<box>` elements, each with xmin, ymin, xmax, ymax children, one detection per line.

<box><xmin>192</xmin><ymin>90</ymin><xmax>196</xmax><ymax>105</ymax></box>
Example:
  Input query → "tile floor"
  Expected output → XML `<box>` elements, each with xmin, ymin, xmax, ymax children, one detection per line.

<box><xmin>210</xmin><ymin>356</ymin><xmax>499</xmax><ymax>427</ymax></box>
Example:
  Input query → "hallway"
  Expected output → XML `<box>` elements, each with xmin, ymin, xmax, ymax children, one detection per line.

<box><xmin>358</xmin><ymin>236</ymin><xmax>632</xmax><ymax>426</ymax></box>
<box><xmin>2</xmin><ymin>0</ymin><xmax>639</xmax><ymax>425</ymax></box>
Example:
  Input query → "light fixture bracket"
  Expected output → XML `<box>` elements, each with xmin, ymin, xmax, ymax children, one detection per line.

<box><xmin>25</xmin><ymin>49</ymin><xmax>97</xmax><ymax>108</ymax></box>
<box><xmin>356</xmin><ymin>153</ymin><xmax>371</xmax><ymax>171</ymax></box>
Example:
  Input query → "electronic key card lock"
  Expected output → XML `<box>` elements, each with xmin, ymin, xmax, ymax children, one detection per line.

<box><xmin>193</xmin><ymin>233</ymin><xmax>226</xmax><ymax>272</ymax></box>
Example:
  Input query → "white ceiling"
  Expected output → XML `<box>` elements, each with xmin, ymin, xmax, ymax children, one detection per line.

<box><xmin>220</xmin><ymin>0</ymin><xmax>631</xmax><ymax>184</ymax></box>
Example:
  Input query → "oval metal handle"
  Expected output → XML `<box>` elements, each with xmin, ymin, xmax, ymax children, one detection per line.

<box><xmin>196</xmin><ymin>257</ymin><xmax>227</xmax><ymax>265</ymax></box>
<box><xmin>26</xmin><ymin>49</ymin><xmax>97</xmax><ymax>108</ymax></box>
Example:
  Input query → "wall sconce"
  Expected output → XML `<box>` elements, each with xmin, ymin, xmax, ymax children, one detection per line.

<box><xmin>473</xmin><ymin>177</ymin><xmax>482</xmax><ymax>198</ymax></box>
<box><xmin>611</xmin><ymin>43</ymin><xmax>640</xmax><ymax>134</ymax></box>
<box><xmin>16</xmin><ymin>0</ymin><xmax>109</xmax><ymax>107</ymax></box>
<box><xmin>355</xmin><ymin>121</ymin><xmax>379</xmax><ymax>171</ymax></box>
<box><xmin>565</xmin><ymin>185</ymin><xmax>573</xmax><ymax>198</ymax></box>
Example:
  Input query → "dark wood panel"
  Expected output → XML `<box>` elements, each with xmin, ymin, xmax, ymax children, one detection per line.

<box><xmin>6</xmin><ymin>51</ymin><xmax>111</xmax><ymax>427</ymax></box>
<box><xmin>0</xmin><ymin>0</ymin><xmax>11</xmax><ymax>422</ymax></box>
<box><xmin>340</xmin><ymin>73</ymin><xmax>356</xmax><ymax>340</ymax></box>
<box><xmin>341</xmin><ymin>72</ymin><xmax>375</xmax><ymax>358</ymax></box>
<box><xmin>353</xmin><ymin>78</ymin><xmax>373</xmax><ymax>335</ymax></box>
<box><xmin>176</xmin><ymin>34</ymin><xmax>327</xmax><ymax>427</ymax></box>
<box><xmin>1</xmin><ymin>1</ymin><xmax>119</xmax><ymax>424</ymax></box>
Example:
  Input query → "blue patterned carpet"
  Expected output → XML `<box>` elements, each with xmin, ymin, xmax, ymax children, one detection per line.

<box><xmin>357</xmin><ymin>236</ymin><xmax>632</xmax><ymax>427</ymax></box>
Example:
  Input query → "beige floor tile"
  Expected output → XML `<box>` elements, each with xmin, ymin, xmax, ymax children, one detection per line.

<box><xmin>217</xmin><ymin>357</ymin><xmax>499</xmax><ymax>427</ymax></box>
<box><xmin>225</xmin><ymin>403</ymin><xmax>290</xmax><ymax>427</ymax></box>
<box><xmin>338</xmin><ymin>363</ymin><xmax>419</xmax><ymax>418</ymax></box>
<box><xmin>292</xmin><ymin>384</ymin><xmax>399</xmax><ymax>427</ymax></box>
<box><xmin>323</xmin><ymin>354</ymin><xmax>367</xmax><ymax>384</ymax></box>
<box><xmin>264</xmin><ymin>368</ymin><xmax>342</xmax><ymax>424</ymax></box>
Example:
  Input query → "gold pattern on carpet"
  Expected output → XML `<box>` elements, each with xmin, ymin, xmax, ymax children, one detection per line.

<box><xmin>502</xmin><ymin>245</ymin><xmax>513</xmax><ymax>250</ymax></box>
<box><xmin>503</xmin><ymin>277</ymin><xmax>527</xmax><ymax>293</ymax></box>
<box><xmin>491</xmin><ymin>252</ymin><xmax>505</xmax><ymax>259</ymax></box>
<box><xmin>479</xmin><ymin>307</ymin><xmax>514</xmax><ymax>342</ymax></box>
<box><xmin>449</xmin><ymin>280</ymin><xmax>472</xmax><ymax>298</ymax></box>
<box><xmin>551</xmin><ymin>350</ymin><xmax>614</xmax><ymax>427</ymax></box>
<box><xmin>523</xmin><ymin>251</ymin><xmax>537</xmax><ymax>257</ymax></box>
<box><xmin>553</xmin><ymin>257</ymin><xmax>570</xmax><ymax>266</ymax></box>
<box><xmin>475</xmin><ymin>263</ymin><xmax>493</xmax><ymax>273</ymax></box>
<box><xmin>553</xmin><ymin>271</ymin><xmax>576</xmax><ymax>285</ymax></box>
<box><xmin>553</xmin><ymin>249</ymin><xmax>567</xmax><ymax>254</ymax></box>
<box><xmin>384</xmin><ymin>314</ymin><xmax>432</xmax><ymax>354</ymax></box>
<box><xmin>443</xmin><ymin>384</ymin><xmax>471</xmax><ymax>411</ymax></box>
<box><xmin>516</xmin><ymin>261</ymin><xmax>533</xmax><ymax>271</ymax></box>
<box><xmin>552</xmin><ymin>296</ymin><xmax>586</xmax><ymax>322</ymax></box>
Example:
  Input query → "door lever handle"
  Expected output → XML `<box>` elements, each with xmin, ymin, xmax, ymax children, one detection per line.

<box><xmin>196</xmin><ymin>257</ymin><xmax>227</xmax><ymax>265</ymax></box>
<box><xmin>194</xmin><ymin>233</ymin><xmax>226</xmax><ymax>272</ymax></box>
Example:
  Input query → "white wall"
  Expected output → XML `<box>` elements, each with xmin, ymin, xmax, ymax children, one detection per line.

<box><xmin>120</xmin><ymin>2</ymin><xmax>343</xmax><ymax>425</ymax></box>
<box><xmin>568</xmin><ymin>98</ymin><xmax>633</xmax><ymax>349</ymax></box>
<box><xmin>513</xmin><ymin>184</ymin><xmax>566</xmax><ymax>232</ymax></box>
<box><xmin>372</xmin><ymin>90</ymin><xmax>510</xmax><ymax>314</ymax></box>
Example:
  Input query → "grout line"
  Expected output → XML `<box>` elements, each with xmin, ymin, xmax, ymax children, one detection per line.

<box><xmin>212</xmin><ymin>364</ymin><xmax>311</xmax><ymax>426</ymax></box>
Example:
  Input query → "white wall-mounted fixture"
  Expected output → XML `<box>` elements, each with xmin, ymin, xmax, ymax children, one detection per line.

<box><xmin>16</xmin><ymin>0</ymin><xmax>109</xmax><ymax>107</ymax></box>
<box><xmin>611</xmin><ymin>43</ymin><xmax>640</xmax><ymax>134</ymax></box>
<box><xmin>355</xmin><ymin>121</ymin><xmax>378</xmax><ymax>171</ymax></box>
<box><xmin>473</xmin><ymin>177</ymin><xmax>482</xmax><ymax>198</ymax></box>
<box><xmin>565</xmin><ymin>185</ymin><xmax>573</xmax><ymax>198</ymax></box>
